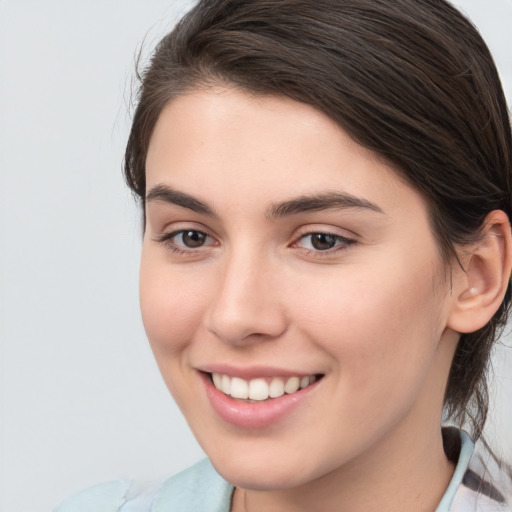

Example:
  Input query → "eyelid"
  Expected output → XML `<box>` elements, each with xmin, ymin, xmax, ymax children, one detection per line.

<box><xmin>152</xmin><ymin>219</ymin><xmax>218</xmax><ymax>241</ymax></box>
<box><xmin>292</xmin><ymin>224</ymin><xmax>357</xmax><ymax>241</ymax></box>
<box><xmin>294</xmin><ymin>232</ymin><xmax>354</xmax><ymax>247</ymax></box>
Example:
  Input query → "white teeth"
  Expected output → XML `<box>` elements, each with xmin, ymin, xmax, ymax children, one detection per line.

<box><xmin>269</xmin><ymin>377</ymin><xmax>285</xmax><ymax>398</ymax></box>
<box><xmin>249</xmin><ymin>378</ymin><xmax>269</xmax><ymax>401</ymax></box>
<box><xmin>221</xmin><ymin>374</ymin><xmax>231</xmax><ymax>395</ymax></box>
<box><xmin>284</xmin><ymin>376</ymin><xmax>300</xmax><ymax>394</ymax></box>
<box><xmin>230</xmin><ymin>377</ymin><xmax>249</xmax><ymax>399</ymax></box>
<box><xmin>211</xmin><ymin>373</ymin><xmax>318</xmax><ymax>401</ymax></box>
<box><xmin>212</xmin><ymin>373</ymin><xmax>222</xmax><ymax>389</ymax></box>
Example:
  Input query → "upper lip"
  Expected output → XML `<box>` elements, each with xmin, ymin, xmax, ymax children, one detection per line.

<box><xmin>198</xmin><ymin>364</ymin><xmax>321</xmax><ymax>380</ymax></box>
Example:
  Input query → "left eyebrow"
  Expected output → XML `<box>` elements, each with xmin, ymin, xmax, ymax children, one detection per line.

<box><xmin>267</xmin><ymin>192</ymin><xmax>384</xmax><ymax>219</ymax></box>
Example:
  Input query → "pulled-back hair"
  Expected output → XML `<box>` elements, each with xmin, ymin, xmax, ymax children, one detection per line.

<box><xmin>124</xmin><ymin>0</ymin><xmax>512</xmax><ymax>438</ymax></box>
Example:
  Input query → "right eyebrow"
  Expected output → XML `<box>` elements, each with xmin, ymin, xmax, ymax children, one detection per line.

<box><xmin>146</xmin><ymin>184</ymin><xmax>218</xmax><ymax>218</ymax></box>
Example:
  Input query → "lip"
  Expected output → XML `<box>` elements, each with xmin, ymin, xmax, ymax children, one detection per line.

<box><xmin>200</xmin><ymin>370</ymin><xmax>322</xmax><ymax>429</ymax></box>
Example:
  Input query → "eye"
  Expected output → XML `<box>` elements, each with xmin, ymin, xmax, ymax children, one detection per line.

<box><xmin>295</xmin><ymin>232</ymin><xmax>354</xmax><ymax>252</ymax></box>
<box><xmin>155</xmin><ymin>229</ymin><xmax>216</xmax><ymax>253</ymax></box>
<box><xmin>173</xmin><ymin>230</ymin><xmax>210</xmax><ymax>248</ymax></box>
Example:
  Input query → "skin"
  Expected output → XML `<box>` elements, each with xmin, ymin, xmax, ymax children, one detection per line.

<box><xmin>140</xmin><ymin>87</ymin><xmax>497</xmax><ymax>512</ymax></box>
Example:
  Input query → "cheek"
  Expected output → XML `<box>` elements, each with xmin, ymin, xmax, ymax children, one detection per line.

<box><xmin>290</xmin><ymin>268</ymin><xmax>446</xmax><ymax>440</ymax></box>
<box><xmin>289</xmin><ymin>256</ymin><xmax>446</xmax><ymax>386</ymax></box>
<box><xmin>139</xmin><ymin>251</ymin><xmax>207</xmax><ymax>358</ymax></box>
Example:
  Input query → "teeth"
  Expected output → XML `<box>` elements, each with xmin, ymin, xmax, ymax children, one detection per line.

<box><xmin>230</xmin><ymin>377</ymin><xmax>249</xmax><ymax>399</ymax></box>
<box><xmin>284</xmin><ymin>376</ymin><xmax>300</xmax><ymax>394</ymax></box>
<box><xmin>211</xmin><ymin>373</ymin><xmax>318</xmax><ymax>401</ymax></box>
<box><xmin>212</xmin><ymin>373</ymin><xmax>222</xmax><ymax>389</ymax></box>
<box><xmin>221</xmin><ymin>374</ymin><xmax>231</xmax><ymax>395</ymax></box>
<box><xmin>269</xmin><ymin>377</ymin><xmax>284</xmax><ymax>398</ymax></box>
<box><xmin>249</xmin><ymin>378</ymin><xmax>269</xmax><ymax>400</ymax></box>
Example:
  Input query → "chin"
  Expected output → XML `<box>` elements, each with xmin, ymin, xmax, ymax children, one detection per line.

<box><xmin>207</xmin><ymin>448</ymin><xmax>330</xmax><ymax>491</ymax></box>
<box><xmin>216</xmin><ymin>464</ymin><xmax>310</xmax><ymax>492</ymax></box>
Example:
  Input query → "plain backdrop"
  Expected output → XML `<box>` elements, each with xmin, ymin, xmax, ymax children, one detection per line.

<box><xmin>0</xmin><ymin>1</ymin><xmax>511</xmax><ymax>511</ymax></box>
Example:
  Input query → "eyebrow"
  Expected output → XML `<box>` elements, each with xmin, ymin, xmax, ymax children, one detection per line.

<box><xmin>146</xmin><ymin>184</ymin><xmax>218</xmax><ymax>217</ymax></box>
<box><xmin>145</xmin><ymin>184</ymin><xmax>383</xmax><ymax>219</ymax></box>
<box><xmin>267</xmin><ymin>192</ymin><xmax>384</xmax><ymax>218</ymax></box>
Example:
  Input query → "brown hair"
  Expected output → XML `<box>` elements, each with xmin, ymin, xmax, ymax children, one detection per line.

<box><xmin>125</xmin><ymin>0</ymin><xmax>512</xmax><ymax>438</ymax></box>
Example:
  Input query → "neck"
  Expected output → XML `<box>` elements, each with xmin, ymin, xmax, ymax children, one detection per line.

<box><xmin>232</xmin><ymin>420</ymin><xmax>455</xmax><ymax>512</ymax></box>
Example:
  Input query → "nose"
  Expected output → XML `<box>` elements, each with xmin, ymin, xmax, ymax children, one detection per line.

<box><xmin>204</xmin><ymin>248</ymin><xmax>288</xmax><ymax>346</ymax></box>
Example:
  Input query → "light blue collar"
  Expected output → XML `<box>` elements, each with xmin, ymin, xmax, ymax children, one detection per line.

<box><xmin>435</xmin><ymin>430</ymin><xmax>475</xmax><ymax>512</ymax></box>
<box><xmin>151</xmin><ymin>458</ymin><xmax>234</xmax><ymax>512</ymax></box>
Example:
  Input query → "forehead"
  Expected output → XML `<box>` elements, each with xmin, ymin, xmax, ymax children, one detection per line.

<box><xmin>145</xmin><ymin>87</ymin><xmax>428</xmax><ymax>222</ymax></box>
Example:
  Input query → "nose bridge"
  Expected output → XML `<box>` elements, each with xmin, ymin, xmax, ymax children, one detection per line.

<box><xmin>206</xmin><ymin>241</ymin><xmax>286</xmax><ymax>344</ymax></box>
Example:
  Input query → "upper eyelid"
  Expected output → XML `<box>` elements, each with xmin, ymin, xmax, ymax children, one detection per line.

<box><xmin>292</xmin><ymin>232</ymin><xmax>355</xmax><ymax>248</ymax></box>
<box><xmin>155</xmin><ymin>221</ymin><xmax>218</xmax><ymax>239</ymax></box>
<box><xmin>297</xmin><ymin>231</ymin><xmax>353</xmax><ymax>241</ymax></box>
<box><xmin>293</xmin><ymin>225</ymin><xmax>357</xmax><ymax>240</ymax></box>
<box><xmin>158</xmin><ymin>228</ymin><xmax>215</xmax><ymax>243</ymax></box>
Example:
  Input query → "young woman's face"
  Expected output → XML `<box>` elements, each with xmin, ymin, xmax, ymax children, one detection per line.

<box><xmin>141</xmin><ymin>88</ymin><xmax>460</xmax><ymax>490</ymax></box>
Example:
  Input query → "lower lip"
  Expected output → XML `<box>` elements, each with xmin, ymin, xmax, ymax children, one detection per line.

<box><xmin>202</xmin><ymin>373</ymin><xmax>320</xmax><ymax>429</ymax></box>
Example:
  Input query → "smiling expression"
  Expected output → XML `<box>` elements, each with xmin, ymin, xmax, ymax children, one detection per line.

<box><xmin>140</xmin><ymin>87</ymin><xmax>461</xmax><ymax>490</ymax></box>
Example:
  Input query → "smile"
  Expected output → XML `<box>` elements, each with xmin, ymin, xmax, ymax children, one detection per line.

<box><xmin>203</xmin><ymin>370</ymin><xmax>323</xmax><ymax>428</ymax></box>
<box><xmin>211</xmin><ymin>373</ymin><xmax>318</xmax><ymax>401</ymax></box>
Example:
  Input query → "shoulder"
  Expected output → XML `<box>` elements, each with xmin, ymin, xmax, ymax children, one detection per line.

<box><xmin>53</xmin><ymin>479</ymin><xmax>133</xmax><ymax>512</ymax></box>
<box><xmin>53</xmin><ymin>459</ymin><xmax>234</xmax><ymax>512</ymax></box>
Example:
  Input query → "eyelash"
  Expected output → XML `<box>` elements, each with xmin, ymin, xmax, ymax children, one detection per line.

<box><xmin>154</xmin><ymin>229</ymin><xmax>215</xmax><ymax>256</ymax></box>
<box><xmin>293</xmin><ymin>231</ymin><xmax>356</xmax><ymax>256</ymax></box>
<box><xmin>154</xmin><ymin>229</ymin><xmax>356</xmax><ymax>257</ymax></box>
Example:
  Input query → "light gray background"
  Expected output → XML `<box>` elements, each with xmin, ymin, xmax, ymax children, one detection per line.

<box><xmin>0</xmin><ymin>1</ymin><xmax>511</xmax><ymax>511</ymax></box>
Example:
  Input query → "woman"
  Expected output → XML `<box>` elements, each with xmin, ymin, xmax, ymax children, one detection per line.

<box><xmin>56</xmin><ymin>0</ymin><xmax>512</xmax><ymax>510</ymax></box>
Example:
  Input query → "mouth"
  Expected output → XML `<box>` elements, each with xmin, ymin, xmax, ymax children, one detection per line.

<box><xmin>199</xmin><ymin>365</ymin><xmax>325</xmax><ymax>428</ymax></box>
<box><xmin>209</xmin><ymin>372</ymin><xmax>321</xmax><ymax>402</ymax></box>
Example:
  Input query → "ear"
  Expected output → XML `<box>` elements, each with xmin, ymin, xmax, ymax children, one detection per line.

<box><xmin>447</xmin><ymin>210</ymin><xmax>512</xmax><ymax>334</ymax></box>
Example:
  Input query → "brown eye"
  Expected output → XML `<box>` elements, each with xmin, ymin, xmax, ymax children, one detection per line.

<box><xmin>157</xmin><ymin>229</ymin><xmax>215</xmax><ymax>251</ymax></box>
<box><xmin>295</xmin><ymin>232</ymin><xmax>355</xmax><ymax>253</ymax></box>
<box><xmin>180</xmin><ymin>230</ymin><xmax>208</xmax><ymax>248</ymax></box>
<box><xmin>310</xmin><ymin>233</ymin><xmax>338</xmax><ymax>251</ymax></box>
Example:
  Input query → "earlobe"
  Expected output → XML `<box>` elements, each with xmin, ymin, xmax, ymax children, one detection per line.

<box><xmin>447</xmin><ymin>210</ymin><xmax>512</xmax><ymax>334</ymax></box>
